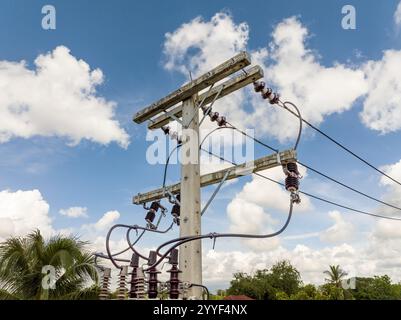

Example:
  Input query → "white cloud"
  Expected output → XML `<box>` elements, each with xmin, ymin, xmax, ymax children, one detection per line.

<box><xmin>59</xmin><ymin>206</ymin><xmax>88</xmax><ymax>218</ymax></box>
<box><xmin>163</xmin><ymin>13</ymin><xmax>368</xmax><ymax>144</ymax></box>
<box><xmin>395</xmin><ymin>1</ymin><xmax>401</xmax><ymax>26</ymax></box>
<box><xmin>164</xmin><ymin>12</ymin><xmax>248</xmax><ymax>75</ymax></box>
<box><xmin>0</xmin><ymin>46</ymin><xmax>129</xmax><ymax>148</ymax></box>
<box><xmin>360</xmin><ymin>50</ymin><xmax>401</xmax><ymax>133</ymax></box>
<box><xmin>377</xmin><ymin>159</ymin><xmax>401</xmax><ymax>217</ymax></box>
<box><xmin>257</xmin><ymin>17</ymin><xmax>368</xmax><ymax>141</ymax></box>
<box><xmin>320</xmin><ymin>211</ymin><xmax>355</xmax><ymax>243</ymax></box>
<box><xmin>0</xmin><ymin>189</ymin><xmax>53</xmax><ymax>240</ymax></box>
<box><xmin>94</xmin><ymin>210</ymin><xmax>120</xmax><ymax>230</ymax></box>
<box><xmin>233</xmin><ymin>166</ymin><xmax>312</xmax><ymax>213</ymax></box>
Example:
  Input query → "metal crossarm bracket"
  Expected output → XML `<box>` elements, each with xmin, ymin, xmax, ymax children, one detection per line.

<box><xmin>147</xmin><ymin>65</ymin><xmax>264</xmax><ymax>130</ymax></box>
<box><xmin>133</xmin><ymin>52</ymin><xmax>251</xmax><ymax>124</ymax></box>
<box><xmin>133</xmin><ymin>149</ymin><xmax>297</xmax><ymax>205</ymax></box>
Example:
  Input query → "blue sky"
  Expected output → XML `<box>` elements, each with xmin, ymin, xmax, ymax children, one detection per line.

<box><xmin>1</xmin><ymin>0</ymin><xmax>401</xmax><ymax>290</ymax></box>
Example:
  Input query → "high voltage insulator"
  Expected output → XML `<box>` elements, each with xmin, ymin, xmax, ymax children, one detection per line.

<box><xmin>99</xmin><ymin>268</ymin><xmax>111</xmax><ymax>300</ymax></box>
<box><xmin>161</xmin><ymin>126</ymin><xmax>182</xmax><ymax>144</ymax></box>
<box><xmin>284</xmin><ymin>162</ymin><xmax>301</xmax><ymax>203</ymax></box>
<box><xmin>147</xmin><ymin>251</ymin><xmax>160</xmax><ymax>299</ymax></box>
<box><xmin>144</xmin><ymin>201</ymin><xmax>163</xmax><ymax>230</ymax></box>
<box><xmin>135</xmin><ymin>267</ymin><xmax>146</xmax><ymax>299</ymax></box>
<box><xmin>117</xmin><ymin>266</ymin><xmax>128</xmax><ymax>300</ymax></box>
<box><xmin>253</xmin><ymin>81</ymin><xmax>280</xmax><ymax>104</ymax></box>
<box><xmin>253</xmin><ymin>81</ymin><xmax>265</xmax><ymax>92</ymax></box>
<box><xmin>129</xmin><ymin>253</ymin><xmax>139</xmax><ymax>299</ymax></box>
<box><xmin>167</xmin><ymin>249</ymin><xmax>181</xmax><ymax>299</ymax></box>
<box><xmin>171</xmin><ymin>194</ymin><xmax>181</xmax><ymax>226</ymax></box>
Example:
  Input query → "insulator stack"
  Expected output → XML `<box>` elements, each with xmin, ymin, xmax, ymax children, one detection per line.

<box><xmin>147</xmin><ymin>251</ymin><xmax>160</xmax><ymax>299</ymax></box>
<box><xmin>99</xmin><ymin>268</ymin><xmax>111</xmax><ymax>300</ymax></box>
<box><xmin>253</xmin><ymin>81</ymin><xmax>280</xmax><ymax>104</ymax></box>
<box><xmin>171</xmin><ymin>194</ymin><xmax>181</xmax><ymax>225</ymax></box>
<box><xmin>284</xmin><ymin>162</ymin><xmax>300</xmax><ymax>192</ymax></box>
<box><xmin>117</xmin><ymin>266</ymin><xmax>128</xmax><ymax>300</ymax></box>
<box><xmin>208</xmin><ymin>111</ymin><xmax>227</xmax><ymax>127</ymax></box>
<box><xmin>161</xmin><ymin>126</ymin><xmax>182</xmax><ymax>144</ymax></box>
<box><xmin>145</xmin><ymin>201</ymin><xmax>161</xmax><ymax>229</ymax></box>
<box><xmin>167</xmin><ymin>249</ymin><xmax>181</xmax><ymax>299</ymax></box>
<box><xmin>135</xmin><ymin>267</ymin><xmax>146</xmax><ymax>299</ymax></box>
<box><xmin>129</xmin><ymin>253</ymin><xmax>140</xmax><ymax>299</ymax></box>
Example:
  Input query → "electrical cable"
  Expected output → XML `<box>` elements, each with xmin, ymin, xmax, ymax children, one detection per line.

<box><xmin>210</xmin><ymin>105</ymin><xmax>401</xmax><ymax>213</ymax></box>
<box><xmin>297</xmin><ymin>161</ymin><xmax>401</xmax><ymax>212</ymax></box>
<box><xmin>105</xmin><ymin>223</ymin><xmax>174</xmax><ymax>269</ymax></box>
<box><xmin>201</xmin><ymin>147</ymin><xmax>401</xmax><ymax>222</ymax></box>
<box><xmin>276</xmin><ymin>99</ymin><xmax>401</xmax><ymax>187</ymax></box>
<box><xmin>189</xmin><ymin>284</ymin><xmax>210</xmax><ymax>300</ymax></box>
<box><xmin>147</xmin><ymin>198</ymin><xmax>294</xmax><ymax>270</ymax></box>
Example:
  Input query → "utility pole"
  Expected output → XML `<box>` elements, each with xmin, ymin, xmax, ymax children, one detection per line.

<box><xmin>132</xmin><ymin>52</ymin><xmax>296</xmax><ymax>299</ymax></box>
<box><xmin>179</xmin><ymin>96</ymin><xmax>202</xmax><ymax>298</ymax></box>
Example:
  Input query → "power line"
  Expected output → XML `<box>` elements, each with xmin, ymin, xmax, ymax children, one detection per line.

<box><xmin>200</xmin><ymin>147</ymin><xmax>401</xmax><ymax>221</ymax></box>
<box><xmin>276</xmin><ymin>100</ymin><xmax>401</xmax><ymax>187</ymax></box>
<box><xmin>219</xmin><ymin>116</ymin><xmax>401</xmax><ymax>213</ymax></box>
<box><xmin>297</xmin><ymin>161</ymin><xmax>401</xmax><ymax>212</ymax></box>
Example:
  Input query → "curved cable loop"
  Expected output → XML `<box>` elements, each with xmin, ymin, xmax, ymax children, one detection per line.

<box><xmin>146</xmin><ymin>198</ymin><xmax>294</xmax><ymax>271</ymax></box>
<box><xmin>278</xmin><ymin>100</ymin><xmax>303</xmax><ymax>151</ymax></box>
<box><xmin>105</xmin><ymin>222</ymin><xmax>174</xmax><ymax>268</ymax></box>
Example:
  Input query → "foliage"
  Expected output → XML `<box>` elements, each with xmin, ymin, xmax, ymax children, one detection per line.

<box><xmin>0</xmin><ymin>230</ymin><xmax>99</xmax><ymax>300</ymax></box>
<box><xmin>225</xmin><ymin>262</ymin><xmax>401</xmax><ymax>300</ymax></box>
<box><xmin>352</xmin><ymin>276</ymin><xmax>401</xmax><ymax>300</ymax></box>
<box><xmin>226</xmin><ymin>260</ymin><xmax>302</xmax><ymax>300</ymax></box>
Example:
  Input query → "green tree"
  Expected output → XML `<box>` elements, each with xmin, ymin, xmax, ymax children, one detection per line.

<box><xmin>324</xmin><ymin>265</ymin><xmax>347</xmax><ymax>288</ymax></box>
<box><xmin>352</xmin><ymin>276</ymin><xmax>399</xmax><ymax>300</ymax></box>
<box><xmin>227</xmin><ymin>260</ymin><xmax>302</xmax><ymax>300</ymax></box>
<box><xmin>0</xmin><ymin>230</ymin><xmax>99</xmax><ymax>300</ymax></box>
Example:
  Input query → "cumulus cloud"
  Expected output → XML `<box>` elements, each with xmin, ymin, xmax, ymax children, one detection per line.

<box><xmin>59</xmin><ymin>206</ymin><xmax>88</xmax><ymax>218</ymax></box>
<box><xmin>360</xmin><ymin>50</ymin><xmax>401</xmax><ymax>133</ymax></box>
<box><xmin>93</xmin><ymin>210</ymin><xmax>120</xmax><ymax>230</ymax></box>
<box><xmin>0</xmin><ymin>189</ymin><xmax>53</xmax><ymax>240</ymax></box>
<box><xmin>0</xmin><ymin>46</ymin><xmax>129</xmax><ymax>147</ymax></box>
<box><xmin>320</xmin><ymin>211</ymin><xmax>355</xmax><ymax>243</ymax></box>
<box><xmin>225</xmin><ymin>166</ymin><xmax>312</xmax><ymax>251</ymax></box>
<box><xmin>163</xmin><ymin>13</ymin><xmax>368</xmax><ymax>143</ymax></box>
<box><xmin>256</xmin><ymin>17</ymin><xmax>368</xmax><ymax>141</ymax></box>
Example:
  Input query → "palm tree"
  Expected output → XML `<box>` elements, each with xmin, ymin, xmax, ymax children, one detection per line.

<box><xmin>324</xmin><ymin>265</ymin><xmax>348</xmax><ymax>288</ymax></box>
<box><xmin>0</xmin><ymin>230</ymin><xmax>99</xmax><ymax>300</ymax></box>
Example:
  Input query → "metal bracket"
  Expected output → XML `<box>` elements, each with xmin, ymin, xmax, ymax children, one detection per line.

<box><xmin>201</xmin><ymin>169</ymin><xmax>230</xmax><ymax>216</ymax></box>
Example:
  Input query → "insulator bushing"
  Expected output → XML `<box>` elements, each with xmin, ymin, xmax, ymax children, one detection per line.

<box><xmin>161</xmin><ymin>126</ymin><xmax>170</xmax><ymax>135</ymax></box>
<box><xmin>269</xmin><ymin>93</ymin><xmax>280</xmax><ymax>104</ymax></box>
<box><xmin>210</xmin><ymin>112</ymin><xmax>219</xmax><ymax>122</ymax></box>
<box><xmin>99</xmin><ymin>268</ymin><xmax>111</xmax><ymax>300</ymax></box>
<box><xmin>261</xmin><ymin>87</ymin><xmax>273</xmax><ymax>99</ymax></box>
<box><xmin>253</xmin><ymin>81</ymin><xmax>265</xmax><ymax>93</ymax></box>
<box><xmin>150</xmin><ymin>201</ymin><xmax>160</xmax><ymax>212</ymax></box>
<box><xmin>167</xmin><ymin>249</ymin><xmax>181</xmax><ymax>299</ymax></box>
<box><xmin>285</xmin><ymin>176</ymin><xmax>299</xmax><ymax>192</ymax></box>
<box><xmin>145</xmin><ymin>210</ymin><xmax>156</xmax><ymax>223</ymax></box>
<box><xmin>147</xmin><ymin>251</ymin><xmax>160</xmax><ymax>299</ymax></box>
<box><xmin>117</xmin><ymin>266</ymin><xmax>128</xmax><ymax>300</ymax></box>
<box><xmin>129</xmin><ymin>253</ymin><xmax>139</xmax><ymax>299</ymax></box>
<box><xmin>285</xmin><ymin>162</ymin><xmax>300</xmax><ymax>192</ymax></box>
<box><xmin>135</xmin><ymin>268</ymin><xmax>146</xmax><ymax>299</ymax></box>
<box><xmin>286</xmin><ymin>162</ymin><xmax>300</xmax><ymax>175</ymax></box>
<box><xmin>171</xmin><ymin>203</ymin><xmax>180</xmax><ymax>217</ymax></box>
<box><xmin>217</xmin><ymin>116</ymin><xmax>227</xmax><ymax>127</ymax></box>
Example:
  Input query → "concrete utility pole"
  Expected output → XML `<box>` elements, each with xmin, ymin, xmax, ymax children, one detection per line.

<box><xmin>132</xmin><ymin>52</ymin><xmax>296</xmax><ymax>299</ymax></box>
<box><xmin>179</xmin><ymin>96</ymin><xmax>202</xmax><ymax>298</ymax></box>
